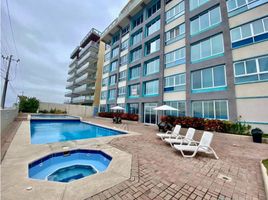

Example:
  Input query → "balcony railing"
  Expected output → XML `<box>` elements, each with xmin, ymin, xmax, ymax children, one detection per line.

<box><xmin>75</xmin><ymin>73</ymin><xmax>88</xmax><ymax>84</ymax></box>
<box><xmin>72</xmin><ymin>96</ymin><xmax>94</xmax><ymax>103</ymax></box>
<box><xmin>67</xmin><ymin>72</ymin><xmax>76</xmax><ymax>82</ymax></box>
<box><xmin>77</xmin><ymin>51</ymin><xmax>98</xmax><ymax>66</ymax></box>
<box><xmin>79</xmin><ymin>41</ymin><xmax>99</xmax><ymax>57</ymax></box>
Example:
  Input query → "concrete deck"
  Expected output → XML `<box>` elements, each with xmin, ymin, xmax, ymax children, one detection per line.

<box><xmin>1</xmin><ymin>117</ymin><xmax>268</xmax><ymax>200</ymax></box>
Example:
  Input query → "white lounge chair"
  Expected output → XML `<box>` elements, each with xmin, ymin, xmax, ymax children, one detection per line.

<box><xmin>173</xmin><ymin>131</ymin><xmax>219</xmax><ymax>159</ymax></box>
<box><xmin>156</xmin><ymin>125</ymin><xmax>181</xmax><ymax>141</ymax></box>
<box><xmin>165</xmin><ymin>128</ymin><xmax>195</xmax><ymax>147</ymax></box>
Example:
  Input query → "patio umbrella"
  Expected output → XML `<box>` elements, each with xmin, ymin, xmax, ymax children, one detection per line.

<box><xmin>110</xmin><ymin>106</ymin><xmax>125</xmax><ymax>111</ymax></box>
<box><xmin>153</xmin><ymin>105</ymin><xmax>179</xmax><ymax>111</ymax></box>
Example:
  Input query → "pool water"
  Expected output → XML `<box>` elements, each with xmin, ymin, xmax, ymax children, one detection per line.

<box><xmin>28</xmin><ymin>149</ymin><xmax>112</xmax><ymax>183</ymax></box>
<box><xmin>30</xmin><ymin>120</ymin><xmax>126</xmax><ymax>144</ymax></box>
<box><xmin>47</xmin><ymin>165</ymin><xmax>97</xmax><ymax>183</ymax></box>
<box><xmin>31</xmin><ymin>114</ymin><xmax>79</xmax><ymax>120</ymax></box>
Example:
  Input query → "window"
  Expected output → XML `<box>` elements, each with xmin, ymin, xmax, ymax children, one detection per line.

<box><xmin>145</xmin><ymin>37</ymin><xmax>160</xmax><ymax>55</ymax></box>
<box><xmin>119</xmin><ymin>70</ymin><xmax>127</xmax><ymax>81</ymax></box>
<box><xmin>192</xmin><ymin>100</ymin><xmax>229</xmax><ymax>120</ymax></box>
<box><xmin>111</xmin><ymin>47</ymin><xmax>119</xmax><ymax>58</ymax></box>
<box><xmin>118</xmin><ymin>86</ymin><xmax>126</xmax><ymax>97</ymax></box>
<box><xmin>131</xmin><ymin>30</ymin><xmax>143</xmax><ymax>46</ymax></box>
<box><xmin>190</xmin><ymin>6</ymin><xmax>221</xmax><ymax>36</ymax></box>
<box><xmin>129</xmin><ymin>65</ymin><xmax>140</xmax><ymax>80</ymax></box>
<box><xmin>227</xmin><ymin>0</ymin><xmax>266</xmax><ymax>14</ymax></box>
<box><xmin>121</xmin><ymin>25</ymin><xmax>129</xmax><ymax>36</ymax></box>
<box><xmin>108</xmin><ymin>89</ymin><xmax>116</xmax><ymax>100</ymax></box>
<box><xmin>120</xmin><ymin>55</ymin><xmax>128</xmax><ymax>66</ymax></box>
<box><xmin>112</xmin><ymin>33</ymin><xmax>120</xmax><ymax>45</ymax></box>
<box><xmin>128</xmin><ymin>103</ymin><xmax>139</xmax><ymax>114</ymax></box>
<box><xmin>132</xmin><ymin>14</ymin><xmax>143</xmax><ymax>29</ymax></box>
<box><xmin>147</xmin><ymin>0</ymin><xmax>161</xmax><ymax>18</ymax></box>
<box><xmin>146</xmin><ymin>17</ymin><xmax>160</xmax><ymax>36</ymax></box>
<box><xmin>109</xmin><ymin>75</ymin><xmax>117</xmax><ymax>85</ymax></box>
<box><xmin>164</xmin><ymin>73</ymin><xmax>186</xmax><ymax>92</ymax></box>
<box><xmin>164</xmin><ymin>101</ymin><xmax>186</xmax><ymax>116</ymax></box>
<box><xmin>191</xmin><ymin>34</ymin><xmax>224</xmax><ymax>63</ymax></box>
<box><xmin>165</xmin><ymin>47</ymin><xmax>185</xmax><ymax>68</ymax></box>
<box><xmin>144</xmin><ymin>80</ymin><xmax>159</xmax><ymax>96</ymax></box>
<box><xmin>234</xmin><ymin>55</ymin><xmax>268</xmax><ymax>84</ymax></box>
<box><xmin>121</xmin><ymin>40</ymin><xmax>128</xmax><ymax>51</ymax></box>
<box><xmin>110</xmin><ymin>60</ymin><xmax>118</xmax><ymax>72</ymax></box>
<box><xmin>101</xmin><ymin>91</ymin><xmax>107</xmax><ymax>100</ymax></box>
<box><xmin>102</xmin><ymin>77</ymin><xmax>108</xmax><ymax>87</ymax></box>
<box><xmin>166</xmin><ymin>1</ymin><xmax>185</xmax><ymax>24</ymax></box>
<box><xmin>165</xmin><ymin>23</ymin><xmax>185</xmax><ymax>44</ymax></box>
<box><xmin>104</xmin><ymin>52</ymin><xmax>110</xmax><ymax>62</ymax></box>
<box><xmin>130</xmin><ymin>47</ymin><xmax>142</xmax><ymax>62</ymax></box>
<box><xmin>129</xmin><ymin>84</ymin><xmax>140</xmax><ymax>97</ymax></box>
<box><xmin>103</xmin><ymin>64</ymin><xmax>109</xmax><ymax>74</ymax></box>
<box><xmin>230</xmin><ymin>17</ymin><xmax>268</xmax><ymax>48</ymax></box>
<box><xmin>99</xmin><ymin>105</ymin><xmax>106</xmax><ymax>112</ymax></box>
<box><xmin>190</xmin><ymin>0</ymin><xmax>210</xmax><ymax>11</ymax></box>
<box><xmin>144</xmin><ymin>57</ymin><xmax>160</xmax><ymax>75</ymax></box>
<box><xmin>192</xmin><ymin>65</ymin><xmax>226</xmax><ymax>92</ymax></box>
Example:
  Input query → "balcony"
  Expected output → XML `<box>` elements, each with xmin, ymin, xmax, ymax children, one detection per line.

<box><xmin>101</xmin><ymin>0</ymin><xmax>144</xmax><ymax>42</ymax></box>
<box><xmin>67</xmin><ymin>72</ymin><xmax>76</xmax><ymax>82</ymax></box>
<box><xmin>79</xmin><ymin>41</ymin><xmax>99</xmax><ymax>57</ymax></box>
<box><xmin>77</xmin><ymin>51</ymin><xmax>98</xmax><ymax>66</ymax></box>
<box><xmin>68</xmin><ymin>60</ymin><xmax>77</xmax><ymax>75</ymax></box>
<box><xmin>76</xmin><ymin>62</ymin><xmax>97</xmax><ymax>77</ymax></box>
<box><xmin>72</xmin><ymin>96</ymin><xmax>94</xmax><ymax>104</ymax></box>
<box><xmin>64</xmin><ymin>91</ymin><xmax>79</xmax><ymax>98</ymax></box>
<box><xmin>66</xmin><ymin>81</ymin><xmax>77</xmax><ymax>90</ymax></box>
<box><xmin>75</xmin><ymin>73</ymin><xmax>88</xmax><ymax>85</ymax></box>
<box><xmin>73</xmin><ymin>84</ymin><xmax>95</xmax><ymax>95</ymax></box>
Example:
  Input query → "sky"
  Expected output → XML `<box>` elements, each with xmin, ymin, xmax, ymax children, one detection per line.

<box><xmin>1</xmin><ymin>0</ymin><xmax>127</xmax><ymax>107</ymax></box>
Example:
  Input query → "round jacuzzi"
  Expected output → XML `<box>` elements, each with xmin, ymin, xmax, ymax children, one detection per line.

<box><xmin>28</xmin><ymin>149</ymin><xmax>112</xmax><ymax>183</ymax></box>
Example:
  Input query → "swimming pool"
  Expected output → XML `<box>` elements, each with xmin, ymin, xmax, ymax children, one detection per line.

<box><xmin>30</xmin><ymin>120</ymin><xmax>126</xmax><ymax>144</ymax></box>
<box><xmin>28</xmin><ymin>149</ymin><xmax>112</xmax><ymax>183</ymax></box>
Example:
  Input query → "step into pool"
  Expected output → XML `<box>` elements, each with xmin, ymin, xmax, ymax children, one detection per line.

<box><xmin>30</xmin><ymin>120</ymin><xmax>126</xmax><ymax>144</ymax></box>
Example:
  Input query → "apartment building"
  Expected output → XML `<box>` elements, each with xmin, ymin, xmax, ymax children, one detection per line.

<box><xmin>65</xmin><ymin>28</ymin><xmax>104</xmax><ymax>109</ymax></box>
<box><xmin>99</xmin><ymin>0</ymin><xmax>268</xmax><ymax>131</ymax></box>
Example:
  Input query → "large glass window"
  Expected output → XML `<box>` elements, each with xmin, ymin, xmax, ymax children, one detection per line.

<box><xmin>104</xmin><ymin>52</ymin><xmax>110</xmax><ymax>62</ymax></box>
<box><xmin>103</xmin><ymin>64</ymin><xmax>109</xmax><ymax>74</ymax></box>
<box><xmin>191</xmin><ymin>34</ymin><xmax>224</xmax><ymax>62</ymax></box>
<box><xmin>129</xmin><ymin>84</ymin><xmax>140</xmax><ymax>97</ymax></box>
<box><xmin>144</xmin><ymin>80</ymin><xmax>159</xmax><ymax>96</ymax></box>
<box><xmin>190</xmin><ymin>0</ymin><xmax>210</xmax><ymax>11</ymax></box>
<box><xmin>111</xmin><ymin>47</ymin><xmax>119</xmax><ymax>58</ymax></box>
<box><xmin>165</xmin><ymin>23</ymin><xmax>185</xmax><ymax>44</ymax></box>
<box><xmin>128</xmin><ymin>103</ymin><xmax>139</xmax><ymax>114</ymax></box>
<box><xmin>121</xmin><ymin>39</ymin><xmax>128</xmax><ymax>51</ymax></box>
<box><xmin>132</xmin><ymin>14</ymin><xmax>143</xmax><ymax>29</ymax></box>
<box><xmin>110</xmin><ymin>60</ymin><xmax>118</xmax><ymax>72</ymax></box>
<box><xmin>109</xmin><ymin>75</ymin><xmax>117</xmax><ymax>85</ymax></box>
<box><xmin>230</xmin><ymin>17</ymin><xmax>268</xmax><ymax>48</ymax></box>
<box><xmin>131</xmin><ymin>30</ymin><xmax>143</xmax><ymax>46</ymax></box>
<box><xmin>118</xmin><ymin>86</ymin><xmax>126</xmax><ymax>97</ymax></box>
<box><xmin>234</xmin><ymin>55</ymin><xmax>268</xmax><ymax>83</ymax></box>
<box><xmin>108</xmin><ymin>89</ymin><xmax>116</xmax><ymax>100</ymax></box>
<box><xmin>129</xmin><ymin>65</ymin><xmax>140</xmax><ymax>80</ymax></box>
<box><xmin>164</xmin><ymin>101</ymin><xmax>186</xmax><ymax>116</ymax></box>
<box><xmin>112</xmin><ymin>33</ymin><xmax>120</xmax><ymax>44</ymax></box>
<box><xmin>165</xmin><ymin>47</ymin><xmax>185</xmax><ymax>67</ymax></box>
<box><xmin>146</xmin><ymin>17</ymin><xmax>160</xmax><ymax>36</ymax></box>
<box><xmin>144</xmin><ymin>57</ymin><xmax>160</xmax><ymax>75</ymax></box>
<box><xmin>147</xmin><ymin>0</ymin><xmax>161</xmax><ymax>18</ymax></box>
<box><xmin>191</xmin><ymin>65</ymin><xmax>226</xmax><ymax>91</ymax></box>
<box><xmin>120</xmin><ymin>55</ymin><xmax>128</xmax><ymax>66</ymax></box>
<box><xmin>99</xmin><ymin>105</ymin><xmax>106</xmax><ymax>112</ymax></box>
<box><xmin>145</xmin><ymin>37</ymin><xmax>160</xmax><ymax>55</ymax></box>
<box><xmin>101</xmin><ymin>91</ymin><xmax>107</xmax><ymax>100</ymax></box>
<box><xmin>164</xmin><ymin>73</ymin><xmax>186</xmax><ymax>92</ymax></box>
<box><xmin>192</xmin><ymin>100</ymin><xmax>228</xmax><ymax>120</ymax></box>
<box><xmin>166</xmin><ymin>1</ymin><xmax>185</xmax><ymax>23</ymax></box>
<box><xmin>190</xmin><ymin>6</ymin><xmax>221</xmax><ymax>35</ymax></box>
<box><xmin>102</xmin><ymin>77</ymin><xmax>108</xmax><ymax>87</ymax></box>
<box><xmin>121</xmin><ymin>25</ymin><xmax>129</xmax><ymax>36</ymax></box>
<box><xmin>130</xmin><ymin>47</ymin><xmax>142</xmax><ymax>62</ymax></box>
<box><xmin>226</xmin><ymin>0</ymin><xmax>266</xmax><ymax>13</ymax></box>
<box><xmin>119</xmin><ymin>70</ymin><xmax>127</xmax><ymax>81</ymax></box>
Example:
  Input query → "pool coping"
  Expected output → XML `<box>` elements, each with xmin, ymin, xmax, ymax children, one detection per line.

<box><xmin>1</xmin><ymin>120</ymin><xmax>139</xmax><ymax>200</ymax></box>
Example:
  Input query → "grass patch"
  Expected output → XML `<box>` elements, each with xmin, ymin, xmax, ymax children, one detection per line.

<box><xmin>262</xmin><ymin>159</ymin><xmax>268</xmax><ymax>175</ymax></box>
<box><xmin>262</xmin><ymin>134</ymin><xmax>268</xmax><ymax>138</ymax></box>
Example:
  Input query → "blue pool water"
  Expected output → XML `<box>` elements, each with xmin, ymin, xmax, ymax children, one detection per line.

<box><xmin>29</xmin><ymin>149</ymin><xmax>112</xmax><ymax>183</ymax></box>
<box><xmin>31</xmin><ymin>114</ymin><xmax>79</xmax><ymax>120</ymax></box>
<box><xmin>30</xmin><ymin>120</ymin><xmax>126</xmax><ymax>144</ymax></box>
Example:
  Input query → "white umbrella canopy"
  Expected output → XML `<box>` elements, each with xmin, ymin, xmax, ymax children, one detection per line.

<box><xmin>153</xmin><ymin>105</ymin><xmax>179</xmax><ymax>111</ymax></box>
<box><xmin>110</xmin><ymin>106</ymin><xmax>125</xmax><ymax>111</ymax></box>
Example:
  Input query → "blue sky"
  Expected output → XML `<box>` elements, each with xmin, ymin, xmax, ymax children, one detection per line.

<box><xmin>1</xmin><ymin>0</ymin><xmax>127</xmax><ymax>107</ymax></box>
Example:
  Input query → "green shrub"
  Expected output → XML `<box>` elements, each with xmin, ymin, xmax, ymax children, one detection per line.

<box><xmin>18</xmin><ymin>96</ymin><xmax>39</xmax><ymax>113</ymax></box>
<box><xmin>223</xmin><ymin>121</ymin><xmax>251</xmax><ymax>135</ymax></box>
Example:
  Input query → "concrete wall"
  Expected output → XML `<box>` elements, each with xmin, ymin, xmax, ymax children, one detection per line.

<box><xmin>39</xmin><ymin>102</ymin><xmax>93</xmax><ymax>118</ymax></box>
<box><xmin>0</xmin><ymin>107</ymin><xmax>18</xmax><ymax>134</ymax></box>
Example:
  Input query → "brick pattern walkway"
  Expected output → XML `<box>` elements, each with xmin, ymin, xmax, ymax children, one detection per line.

<box><xmin>85</xmin><ymin>118</ymin><xmax>267</xmax><ymax>200</ymax></box>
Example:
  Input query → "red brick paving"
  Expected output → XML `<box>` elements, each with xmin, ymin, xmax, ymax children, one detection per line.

<box><xmin>85</xmin><ymin>118</ymin><xmax>268</xmax><ymax>200</ymax></box>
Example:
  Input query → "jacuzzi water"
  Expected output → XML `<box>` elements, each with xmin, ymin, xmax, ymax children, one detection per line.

<box><xmin>28</xmin><ymin>149</ymin><xmax>112</xmax><ymax>183</ymax></box>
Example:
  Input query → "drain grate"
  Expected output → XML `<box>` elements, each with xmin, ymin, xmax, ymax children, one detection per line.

<box><xmin>217</xmin><ymin>174</ymin><xmax>232</xmax><ymax>182</ymax></box>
